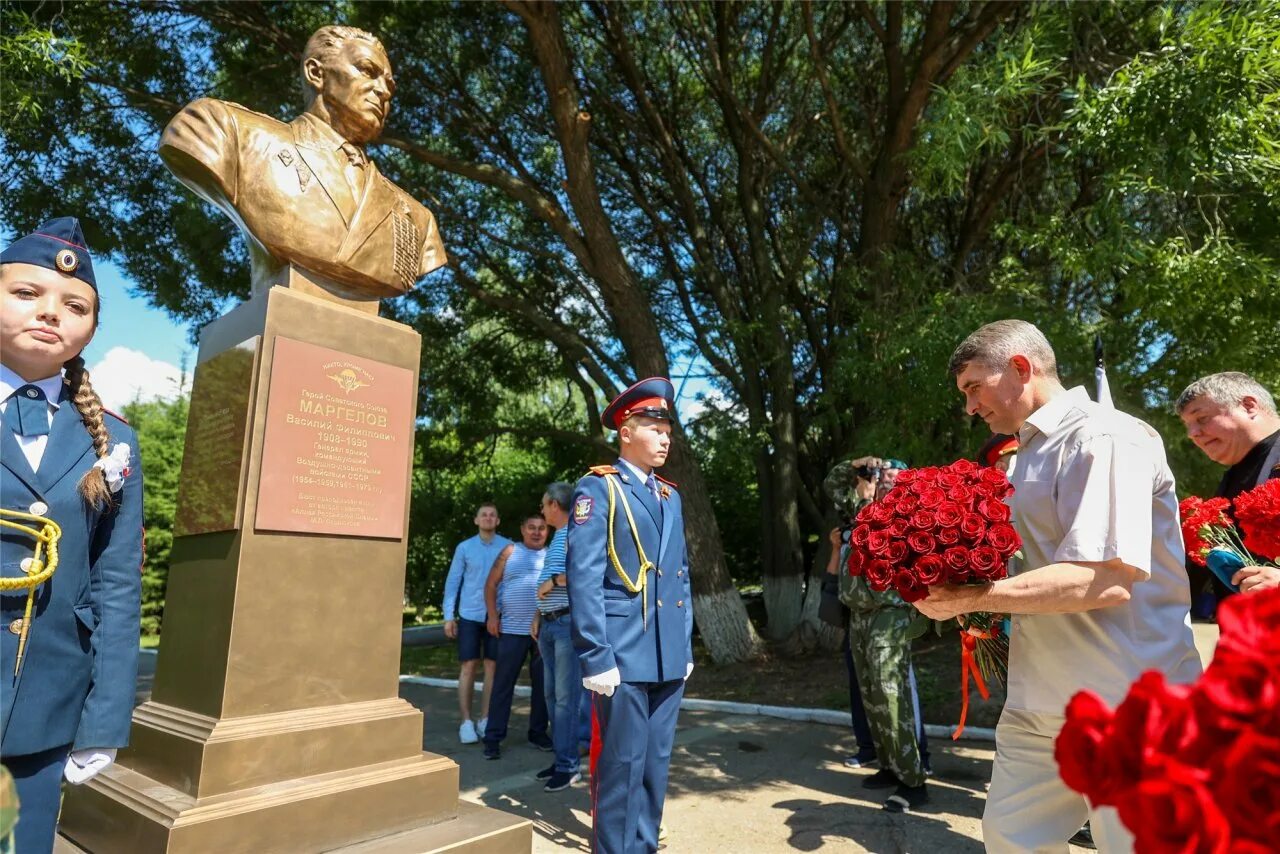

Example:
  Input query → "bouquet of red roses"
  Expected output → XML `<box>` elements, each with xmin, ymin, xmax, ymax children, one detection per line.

<box><xmin>846</xmin><ymin>458</ymin><xmax>1022</xmax><ymax>735</ymax></box>
<box><xmin>1179</xmin><ymin>480</ymin><xmax>1280</xmax><ymax>591</ymax></box>
<box><xmin>1056</xmin><ymin>588</ymin><xmax>1280</xmax><ymax>853</ymax></box>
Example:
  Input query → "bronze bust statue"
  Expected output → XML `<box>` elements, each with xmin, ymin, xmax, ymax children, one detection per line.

<box><xmin>160</xmin><ymin>25</ymin><xmax>446</xmax><ymax>302</ymax></box>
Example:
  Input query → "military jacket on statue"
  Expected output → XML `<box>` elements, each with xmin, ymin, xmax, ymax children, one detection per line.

<box><xmin>159</xmin><ymin>99</ymin><xmax>447</xmax><ymax>297</ymax></box>
<box><xmin>1</xmin><ymin>399</ymin><xmax>143</xmax><ymax>756</ymax></box>
<box><xmin>566</xmin><ymin>462</ymin><xmax>693</xmax><ymax>684</ymax></box>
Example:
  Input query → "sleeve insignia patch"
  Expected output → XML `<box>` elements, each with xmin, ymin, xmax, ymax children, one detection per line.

<box><xmin>573</xmin><ymin>495</ymin><xmax>594</xmax><ymax>525</ymax></box>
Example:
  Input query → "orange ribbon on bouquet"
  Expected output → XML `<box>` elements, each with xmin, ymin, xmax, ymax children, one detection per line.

<box><xmin>953</xmin><ymin>627</ymin><xmax>994</xmax><ymax>740</ymax></box>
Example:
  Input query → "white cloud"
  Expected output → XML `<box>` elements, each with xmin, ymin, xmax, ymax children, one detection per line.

<box><xmin>86</xmin><ymin>347</ymin><xmax>185</xmax><ymax>412</ymax></box>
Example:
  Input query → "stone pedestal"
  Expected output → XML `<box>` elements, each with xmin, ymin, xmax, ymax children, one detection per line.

<box><xmin>57</xmin><ymin>282</ymin><xmax>530</xmax><ymax>853</ymax></box>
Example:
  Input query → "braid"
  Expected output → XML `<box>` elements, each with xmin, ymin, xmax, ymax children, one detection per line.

<box><xmin>64</xmin><ymin>355</ymin><xmax>114</xmax><ymax>508</ymax></box>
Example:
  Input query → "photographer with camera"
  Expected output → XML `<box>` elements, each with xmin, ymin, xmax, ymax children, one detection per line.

<box><xmin>822</xmin><ymin>457</ymin><xmax>932</xmax><ymax>813</ymax></box>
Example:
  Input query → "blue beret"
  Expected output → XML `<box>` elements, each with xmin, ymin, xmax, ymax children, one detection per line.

<box><xmin>1</xmin><ymin>216</ymin><xmax>98</xmax><ymax>291</ymax></box>
<box><xmin>602</xmin><ymin>377</ymin><xmax>675</xmax><ymax>430</ymax></box>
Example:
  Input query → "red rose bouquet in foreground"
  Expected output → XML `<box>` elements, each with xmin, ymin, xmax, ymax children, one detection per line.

<box><xmin>1056</xmin><ymin>588</ymin><xmax>1280</xmax><ymax>853</ymax></box>
<box><xmin>847</xmin><ymin>458</ymin><xmax>1022</xmax><ymax>736</ymax></box>
<box><xmin>1179</xmin><ymin>481</ymin><xmax>1280</xmax><ymax>592</ymax></box>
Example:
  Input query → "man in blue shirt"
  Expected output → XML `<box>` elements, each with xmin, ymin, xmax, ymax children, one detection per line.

<box><xmin>441</xmin><ymin>503</ymin><xmax>511</xmax><ymax>744</ymax></box>
<box><xmin>531</xmin><ymin>481</ymin><xmax>581</xmax><ymax>792</ymax></box>
<box><xmin>481</xmin><ymin>515</ymin><xmax>552</xmax><ymax>760</ymax></box>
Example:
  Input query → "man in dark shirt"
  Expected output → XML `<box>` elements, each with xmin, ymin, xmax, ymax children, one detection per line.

<box><xmin>1177</xmin><ymin>372</ymin><xmax>1280</xmax><ymax>596</ymax></box>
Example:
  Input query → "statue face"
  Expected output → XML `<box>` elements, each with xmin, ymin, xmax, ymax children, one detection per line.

<box><xmin>313</xmin><ymin>38</ymin><xmax>395</xmax><ymax>144</ymax></box>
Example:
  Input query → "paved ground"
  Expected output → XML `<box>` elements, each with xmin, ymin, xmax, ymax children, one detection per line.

<box><xmin>403</xmin><ymin>680</ymin><xmax>996</xmax><ymax>854</ymax></box>
<box><xmin>131</xmin><ymin>623</ymin><xmax>1219</xmax><ymax>853</ymax></box>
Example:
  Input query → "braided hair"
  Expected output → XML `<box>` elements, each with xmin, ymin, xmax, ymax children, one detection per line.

<box><xmin>62</xmin><ymin>354</ymin><xmax>114</xmax><ymax>509</ymax></box>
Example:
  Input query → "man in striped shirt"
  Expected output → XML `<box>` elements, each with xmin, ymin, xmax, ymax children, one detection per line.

<box><xmin>531</xmin><ymin>482</ymin><xmax>582</xmax><ymax>792</ymax></box>
<box><xmin>481</xmin><ymin>514</ymin><xmax>552</xmax><ymax>760</ymax></box>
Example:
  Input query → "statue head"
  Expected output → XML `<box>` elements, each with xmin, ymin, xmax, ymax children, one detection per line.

<box><xmin>300</xmin><ymin>25</ymin><xmax>394</xmax><ymax>145</ymax></box>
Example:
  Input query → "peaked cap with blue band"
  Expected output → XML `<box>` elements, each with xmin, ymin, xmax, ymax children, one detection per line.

<box><xmin>602</xmin><ymin>376</ymin><xmax>675</xmax><ymax>430</ymax></box>
<box><xmin>1</xmin><ymin>216</ymin><xmax>98</xmax><ymax>291</ymax></box>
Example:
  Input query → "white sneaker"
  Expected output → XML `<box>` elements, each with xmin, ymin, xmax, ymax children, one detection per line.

<box><xmin>459</xmin><ymin>719</ymin><xmax>479</xmax><ymax>744</ymax></box>
<box><xmin>476</xmin><ymin>717</ymin><xmax>488</xmax><ymax>738</ymax></box>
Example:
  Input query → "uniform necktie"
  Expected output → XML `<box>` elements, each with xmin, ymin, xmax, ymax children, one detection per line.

<box><xmin>340</xmin><ymin>142</ymin><xmax>368</xmax><ymax>198</ymax></box>
<box><xmin>646</xmin><ymin>474</ymin><xmax>661</xmax><ymax>501</ymax></box>
<box><xmin>9</xmin><ymin>385</ymin><xmax>49</xmax><ymax>437</ymax></box>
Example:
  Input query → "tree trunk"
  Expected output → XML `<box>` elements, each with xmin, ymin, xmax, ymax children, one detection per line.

<box><xmin>664</xmin><ymin>429</ymin><xmax>762</xmax><ymax>663</ymax></box>
<box><xmin>759</xmin><ymin>373</ymin><xmax>806</xmax><ymax>640</ymax></box>
<box><xmin>778</xmin><ymin>525</ymin><xmax>843</xmax><ymax>656</ymax></box>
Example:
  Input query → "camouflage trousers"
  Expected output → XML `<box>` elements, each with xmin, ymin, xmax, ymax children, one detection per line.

<box><xmin>847</xmin><ymin>607</ymin><xmax>925</xmax><ymax>788</ymax></box>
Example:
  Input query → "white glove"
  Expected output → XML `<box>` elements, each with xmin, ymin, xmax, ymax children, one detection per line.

<box><xmin>64</xmin><ymin>748</ymin><xmax>116</xmax><ymax>784</ymax></box>
<box><xmin>582</xmin><ymin>666</ymin><xmax>621</xmax><ymax>697</ymax></box>
<box><xmin>685</xmin><ymin>661</ymin><xmax>694</xmax><ymax>680</ymax></box>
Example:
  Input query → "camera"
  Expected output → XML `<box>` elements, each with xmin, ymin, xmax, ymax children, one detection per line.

<box><xmin>855</xmin><ymin>464</ymin><xmax>881</xmax><ymax>481</ymax></box>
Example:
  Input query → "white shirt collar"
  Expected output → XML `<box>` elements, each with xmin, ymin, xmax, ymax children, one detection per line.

<box><xmin>1020</xmin><ymin>386</ymin><xmax>1088</xmax><ymax>441</ymax></box>
<box><xmin>0</xmin><ymin>363</ymin><xmax>64</xmax><ymax>409</ymax></box>
<box><xmin>616</xmin><ymin>457</ymin><xmax>652</xmax><ymax>484</ymax></box>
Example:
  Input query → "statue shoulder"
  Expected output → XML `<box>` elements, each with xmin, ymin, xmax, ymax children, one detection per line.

<box><xmin>166</xmin><ymin>98</ymin><xmax>285</xmax><ymax>138</ymax></box>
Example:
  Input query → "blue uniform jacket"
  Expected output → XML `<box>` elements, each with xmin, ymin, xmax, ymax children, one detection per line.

<box><xmin>566</xmin><ymin>462</ymin><xmax>693</xmax><ymax>683</ymax></box>
<box><xmin>1</xmin><ymin>395</ymin><xmax>143</xmax><ymax>756</ymax></box>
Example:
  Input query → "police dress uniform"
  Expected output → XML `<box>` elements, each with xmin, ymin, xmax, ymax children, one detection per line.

<box><xmin>566</xmin><ymin>378</ymin><xmax>693</xmax><ymax>854</ymax></box>
<box><xmin>1</xmin><ymin>219</ymin><xmax>144</xmax><ymax>853</ymax></box>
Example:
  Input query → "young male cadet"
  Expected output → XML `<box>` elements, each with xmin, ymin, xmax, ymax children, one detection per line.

<box><xmin>566</xmin><ymin>377</ymin><xmax>693</xmax><ymax>854</ymax></box>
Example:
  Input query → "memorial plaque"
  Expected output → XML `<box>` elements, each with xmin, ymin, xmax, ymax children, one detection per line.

<box><xmin>174</xmin><ymin>337</ymin><xmax>259</xmax><ymax>536</ymax></box>
<box><xmin>255</xmin><ymin>336</ymin><xmax>414</xmax><ymax>538</ymax></box>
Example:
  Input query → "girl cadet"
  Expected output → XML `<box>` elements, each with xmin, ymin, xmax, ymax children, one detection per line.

<box><xmin>0</xmin><ymin>217</ymin><xmax>143</xmax><ymax>853</ymax></box>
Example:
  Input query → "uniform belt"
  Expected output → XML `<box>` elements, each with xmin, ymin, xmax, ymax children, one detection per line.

<box><xmin>540</xmin><ymin>607</ymin><xmax>571</xmax><ymax>621</ymax></box>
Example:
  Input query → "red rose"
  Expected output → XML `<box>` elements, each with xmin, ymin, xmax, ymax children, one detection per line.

<box><xmin>882</xmin><ymin>485</ymin><xmax>908</xmax><ymax>505</ymax></box>
<box><xmin>865</xmin><ymin>559</ymin><xmax>894</xmax><ymax>591</ymax></box>
<box><xmin>895</xmin><ymin>469</ymin><xmax>918</xmax><ymax>486</ymax></box>
<box><xmin>867</xmin><ymin>529</ymin><xmax>892</xmax><ymax>556</ymax></box>
<box><xmin>851</xmin><ymin>524</ymin><xmax>871</xmax><ymax>547</ymax></box>
<box><xmin>979</xmin><ymin>467</ymin><xmax>1008</xmax><ymax>486</ymax></box>
<box><xmin>935</xmin><ymin>501</ymin><xmax>964</xmax><ymax>528</ymax></box>
<box><xmin>914</xmin><ymin>553</ymin><xmax>945</xmax><ymax>585</ymax></box>
<box><xmin>884</xmin><ymin>539</ymin><xmax>908</xmax><ymax>564</ymax></box>
<box><xmin>894</xmin><ymin>569</ymin><xmax>928</xmax><ymax>603</ymax></box>
<box><xmin>917</xmin><ymin>487</ymin><xmax>946</xmax><ymax>509</ymax></box>
<box><xmin>907</xmin><ymin>531</ymin><xmax>937</xmax><ymax>554</ymax></box>
<box><xmin>948</xmin><ymin>459</ymin><xmax>980</xmax><ymax>475</ymax></box>
<box><xmin>1114</xmin><ymin>762</ymin><xmax>1230</xmax><ymax>854</ymax></box>
<box><xmin>970</xmin><ymin>546</ymin><xmax>1003</xmax><ymax>580</ymax></box>
<box><xmin>936</xmin><ymin>525</ymin><xmax>961</xmax><ymax>546</ymax></box>
<box><xmin>1193</xmin><ymin>644</ymin><xmax>1277</xmax><ymax>736</ymax></box>
<box><xmin>908</xmin><ymin>478</ymin><xmax>930</xmax><ymax>496</ymax></box>
<box><xmin>847</xmin><ymin>545</ymin><xmax>867</xmax><ymax>577</ymax></box>
<box><xmin>896</xmin><ymin>493</ymin><xmax>920</xmax><ymax>514</ymax></box>
<box><xmin>985</xmin><ymin>523</ymin><xmax>1021</xmax><ymax>557</ymax></box>
<box><xmin>937</xmin><ymin>472</ymin><xmax>964</xmax><ymax>489</ymax></box>
<box><xmin>959</xmin><ymin>512</ymin><xmax>986</xmax><ymax>541</ymax></box>
<box><xmin>856</xmin><ymin>502</ymin><xmax>876</xmax><ymax>524</ymax></box>
<box><xmin>1111</xmin><ymin>672</ymin><xmax>1206</xmax><ymax>785</ymax></box>
<box><xmin>908</xmin><ymin>509</ymin><xmax>937</xmax><ymax>530</ymax></box>
<box><xmin>1056</xmin><ymin>691</ymin><xmax>1119</xmax><ymax>803</ymax></box>
<box><xmin>943</xmin><ymin>546</ymin><xmax>969</xmax><ymax>568</ymax></box>
<box><xmin>1218</xmin><ymin>732</ymin><xmax>1280</xmax><ymax>844</ymax></box>
<box><xmin>947</xmin><ymin>483</ymin><xmax>973</xmax><ymax>503</ymax></box>
<box><xmin>868</xmin><ymin>502</ymin><xmax>895</xmax><ymax>524</ymax></box>
<box><xmin>977</xmin><ymin>497</ymin><xmax>1012</xmax><ymax>523</ymax></box>
<box><xmin>887</xmin><ymin>519</ymin><xmax>910</xmax><ymax>538</ymax></box>
<box><xmin>1233</xmin><ymin>479</ymin><xmax>1280</xmax><ymax>560</ymax></box>
<box><xmin>1215</xmin><ymin>587</ymin><xmax>1280</xmax><ymax>660</ymax></box>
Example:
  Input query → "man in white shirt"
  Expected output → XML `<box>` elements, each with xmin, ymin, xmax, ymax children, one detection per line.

<box><xmin>917</xmin><ymin>319</ymin><xmax>1201</xmax><ymax>853</ymax></box>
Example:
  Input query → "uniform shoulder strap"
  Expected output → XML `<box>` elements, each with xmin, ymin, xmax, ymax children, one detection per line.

<box><xmin>588</xmin><ymin>465</ymin><xmax>620</xmax><ymax>477</ymax></box>
<box><xmin>654</xmin><ymin>473</ymin><xmax>678</xmax><ymax>488</ymax></box>
<box><xmin>103</xmin><ymin>407</ymin><xmax>130</xmax><ymax>425</ymax></box>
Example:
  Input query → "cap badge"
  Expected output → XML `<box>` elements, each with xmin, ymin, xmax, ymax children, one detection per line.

<box><xmin>55</xmin><ymin>248</ymin><xmax>79</xmax><ymax>273</ymax></box>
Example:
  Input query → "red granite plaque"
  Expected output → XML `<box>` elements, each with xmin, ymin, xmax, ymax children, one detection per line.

<box><xmin>254</xmin><ymin>336</ymin><xmax>414</xmax><ymax>539</ymax></box>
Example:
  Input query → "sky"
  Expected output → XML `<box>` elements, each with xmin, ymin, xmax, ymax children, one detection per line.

<box><xmin>79</xmin><ymin>259</ymin><xmax>193</xmax><ymax>412</ymax></box>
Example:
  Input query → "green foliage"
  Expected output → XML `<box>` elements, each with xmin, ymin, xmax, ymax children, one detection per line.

<box><xmin>0</xmin><ymin>7</ymin><xmax>92</xmax><ymax>126</ymax></box>
<box><xmin>122</xmin><ymin>395</ymin><xmax>189</xmax><ymax>636</ymax></box>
